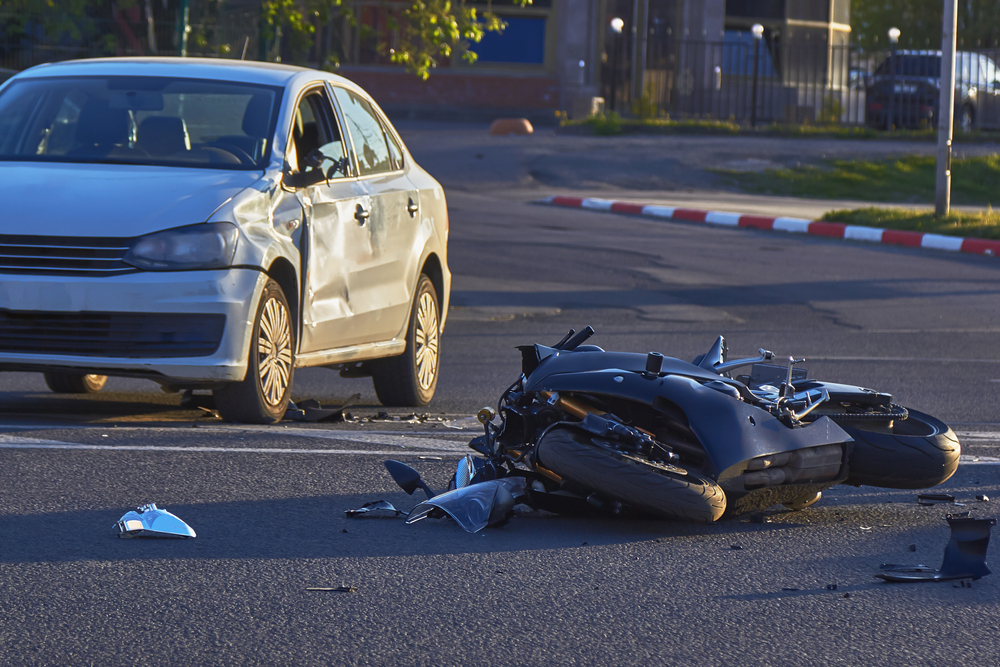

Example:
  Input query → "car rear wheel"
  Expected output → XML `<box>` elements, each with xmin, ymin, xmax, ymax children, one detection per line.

<box><xmin>43</xmin><ymin>372</ymin><xmax>108</xmax><ymax>394</ymax></box>
<box><xmin>214</xmin><ymin>279</ymin><xmax>295</xmax><ymax>423</ymax></box>
<box><xmin>372</xmin><ymin>274</ymin><xmax>440</xmax><ymax>407</ymax></box>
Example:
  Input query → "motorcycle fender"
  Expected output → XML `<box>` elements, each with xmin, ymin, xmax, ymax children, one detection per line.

<box><xmin>531</xmin><ymin>369</ymin><xmax>852</xmax><ymax>479</ymax></box>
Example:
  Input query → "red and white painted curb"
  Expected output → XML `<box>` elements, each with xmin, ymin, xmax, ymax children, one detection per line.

<box><xmin>539</xmin><ymin>196</ymin><xmax>1000</xmax><ymax>258</ymax></box>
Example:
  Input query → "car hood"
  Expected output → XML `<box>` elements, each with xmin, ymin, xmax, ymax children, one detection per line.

<box><xmin>0</xmin><ymin>162</ymin><xmax>264</xmax><ymax>237</ymax></box>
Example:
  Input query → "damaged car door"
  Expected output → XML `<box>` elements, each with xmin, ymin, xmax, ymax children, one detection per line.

<box><xmin>287</xmin><ymin>86</ymin><xmax>373</xmax><ymax>353</ymax></box>
<box><xmin>330</xmin><ymin>86</ymin><xmax>419</xmax><ymax>343</ymax></box>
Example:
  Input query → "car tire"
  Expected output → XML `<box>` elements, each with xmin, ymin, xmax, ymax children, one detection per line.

<box><xmin>372</xmin><ymin>274</ymin><xmax>441</xmax><ymax>407</ymax></box>
<box><xmin>535</xmin><ymin>425</ymin><xmax>727</xmax><ymax>523</ymax></box>
<box><xmin>43</xmin><ymin>372</ymin><xmax>108</xmax><ymax>394</ymax></box>
<box><xmin>214</xmin><ymin>279</ymin><xmax>295</xmax><ymax>424</ymax></box>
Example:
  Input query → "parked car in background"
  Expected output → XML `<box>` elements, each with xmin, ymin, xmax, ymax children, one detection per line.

<box><xmin>0</xmin><ymin>58</ymin><xmax>450</xmax><ymax>423</ymax></box>
<box><xmin>865</xmin><ymin>50</ymin><xmax>1000</xmax><ymax>131</ymax></box>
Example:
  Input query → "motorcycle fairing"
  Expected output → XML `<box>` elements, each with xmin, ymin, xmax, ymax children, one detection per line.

<box><xmin>523</xmin><ymin>348</ymin><xmax>745</xmax><ymax>391</ymax></box>
<box><xmin>406</xmin><ymin>477</ymin><xmax>526</xmax><ymax>533</ymax></box>
<box><xmin>526</xmin><ymin>367</ymin><xmax>853</xmax><ymax>480</ymax></box>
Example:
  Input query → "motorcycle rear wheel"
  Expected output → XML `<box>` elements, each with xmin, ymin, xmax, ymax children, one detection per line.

<box><xmin>840</xmin><ymin>408</ymin><xmax>960</xmax><ymax>489</ymax></box>
<box><xmin>536</xmin><ymin>426</ymin><xmax>727</xmax><ymax>523</ymax></box>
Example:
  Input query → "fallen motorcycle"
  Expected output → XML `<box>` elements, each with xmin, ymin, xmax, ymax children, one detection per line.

<box><xmin>387</xmin><ymin>327</ymin><xmax>961</xmax><ymax>530</ymax></box>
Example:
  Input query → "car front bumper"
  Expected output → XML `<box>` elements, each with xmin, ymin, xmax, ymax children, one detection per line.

<box><xmin>0</xmin><ymin>268</ymin><xmax>267</xmax><ymax>383</ymax></box>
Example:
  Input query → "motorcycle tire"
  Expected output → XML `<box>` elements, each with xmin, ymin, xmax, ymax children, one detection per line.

<box><xmin>535</xmin><ymin>426</ymin><xmax>727</xmax><ymax>523</ymax></box>
<box><xmin>841</xmin><ymin>408</ymin><xmax>960</xmax><ymax>489</ymax></box>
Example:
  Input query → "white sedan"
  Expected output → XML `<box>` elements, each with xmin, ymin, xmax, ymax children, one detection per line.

<box><xmin>0</xmin><ymin>57</ymin><xmax>450</xmax><ymax>423</ymax></box>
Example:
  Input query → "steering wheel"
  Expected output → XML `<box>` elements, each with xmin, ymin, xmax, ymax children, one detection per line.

<box><xmin>203</xmin><ymin>142</ymin><xmax>255</xmax><ymax>165</ymax></box>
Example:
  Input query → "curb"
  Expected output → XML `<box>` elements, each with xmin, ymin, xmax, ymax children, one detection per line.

<box><xmin>539</xmin><ymin>196</ymin><xmax>1000</xmax><ymax>258</ymax></box>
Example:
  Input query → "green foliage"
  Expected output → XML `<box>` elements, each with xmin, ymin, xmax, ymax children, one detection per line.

<box><xmin>260</xmin><ymin>0</ymin><xmax>531</xmax><ymax>79</ymax></box>
<box><xmin>715</xmin><ymin>155</ymin><xmax>1000</xmax><ymax>207</ymax></box>
<box><xmin>630</xmin><ymin>84</ymin><xmax>659</xmax><ymax>120</ymax></box>
<box><xmin>822</xmin><ymin>206</ymin><xmax>1000</xmax><ymax>240</ymax></box>
<box><xmin>852</xmin><ymin>0</ymin><xmax>1000</xmax><ymax>51</ymax></box>
<box><xmin>587</xmin><ymin>111</ymin><xmax>622</xmax><ymax>136</ymax></box>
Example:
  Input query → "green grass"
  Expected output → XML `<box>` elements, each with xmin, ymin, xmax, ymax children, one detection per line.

<box><xmin>821</xmin><ymin>207</ymin><xmax>1000</xmax><ymax>239</ymax></box>
<box><xmin>713</xmin><ymin>155</ymin><xmax>1000</xmax><ymax>207</ymax></box>
<box><xmin>560</xmin><ymin>116</ymin><xmax>996</xmax><ymax>142</ymax></box>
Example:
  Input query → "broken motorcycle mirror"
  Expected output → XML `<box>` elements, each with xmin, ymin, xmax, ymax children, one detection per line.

<box><xmin>384</xmin><ymin>460</ymin><xmax>436</xmax><ymax>499</ymax></box>
<box><xmin>115</xmin><ymin>503</ymin><xmax>196</xmax><ymax>539</ymax></box>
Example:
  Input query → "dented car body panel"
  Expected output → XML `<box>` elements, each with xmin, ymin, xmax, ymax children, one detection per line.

<box><xmin>0</xmin><ymin>57</ymin><xmax>450</xmax><ymax>389</ymax></box>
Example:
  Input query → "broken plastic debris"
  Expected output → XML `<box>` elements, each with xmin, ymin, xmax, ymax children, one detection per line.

<box><xmin>344</xmin><ymin>500</ymin><xmax>405</xmax><ymax>518</ymax></box>
<box><xmin>285</xmin><ymin>394</ymin><xmax>360</xmax><ymax>422</ymax></box>
<box><xmin>876</xmin><ymin>516</ymin><xmax>997</xmax><ymax>582</ymax></box>
<box><xmin>977</xmin><ymin>495</ymin><xmax>990</xmax><ymax>502</ymax></box>
<box><xmin>306</xmin><ymin>586</ymin><xmax>358</xmax><ymax>593</ymax></box>
<box><xmin>115</xmin><ymin>503</ymin><xmax>196</xmax><ymax>539</ymax></box>
<box><xmin>917</xmin><ymin>493</ymin><xmax>955</xmax><ymax>504</ymax></box>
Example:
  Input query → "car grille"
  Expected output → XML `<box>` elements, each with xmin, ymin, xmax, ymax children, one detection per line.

<box><xmin>0</xmin><ymin>234</ymin><xmax>136</xmax><ymax>276</ymax></box>
<box><xmin>0</xmin><ymin>311</ymin><xmax>226</xmax><ymax>358</ymax></box>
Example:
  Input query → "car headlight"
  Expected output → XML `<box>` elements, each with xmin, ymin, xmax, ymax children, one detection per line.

<box><xmin>124</xmin><ymin>222</ymin><xmax>239</xmax><ymax>271</ymax></box>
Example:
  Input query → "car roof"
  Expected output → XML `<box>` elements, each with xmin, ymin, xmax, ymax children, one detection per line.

<box><xmin>12</xmin><ymin>57</ymin><xmax>358</xmax><ymax>89</ymax></box>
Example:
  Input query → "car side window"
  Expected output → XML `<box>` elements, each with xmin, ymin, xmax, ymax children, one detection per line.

<box><xmin>289</xmin><ymin>89</ymin><xmax>346</xmax><ymax>176</ymax></box>
<box><xmin>331</xmin><ymin>87</ymin><xmax>391</xmax><ymax>177</ymax></box>
<box><xmin>385</xmin><ymin>126</ymin><xmax>404</xmax><ymax>170</ymax></box>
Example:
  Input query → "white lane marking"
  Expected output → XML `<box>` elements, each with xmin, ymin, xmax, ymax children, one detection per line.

<box><xmin>0</xmin><ymin>432</ymin><xmax>469</xmax><ymax>455</ymax></box>
<box><xmin>960</xmin><ymin>455</ymin><xmax>1000</xmax><ymax>465</ymax></box>
<box><xmin>954</xmin><ymin>431</ymin><xmax>1000</xmax><ymax>440</ymax></box>
<box><xmin>807</xmin><ymin>356</ymin><xmax>1000</xmax><ymax>363</ymax></box>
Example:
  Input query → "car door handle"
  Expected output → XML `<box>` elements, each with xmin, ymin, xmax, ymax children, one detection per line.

<box><xmin>407</xmin><ymin>197</ymin><xmax>419</xmax><ymax>218</ymax></box>
<box><xmin>355</xmin><ymin>204</ymin><xmax>370</xmax><ymax>224</ymax></box>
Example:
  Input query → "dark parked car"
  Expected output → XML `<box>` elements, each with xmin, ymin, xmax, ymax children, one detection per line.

<box><xmin>865</xmin><ymin>50</ymin><xmax>1000</xmax><ymax>131</ymax></box>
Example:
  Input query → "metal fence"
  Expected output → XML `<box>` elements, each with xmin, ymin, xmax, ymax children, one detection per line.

<box><xmin>602</xmin><ymin>36</ymin><xmax>1000</xmax><ymax>129</ymax></box>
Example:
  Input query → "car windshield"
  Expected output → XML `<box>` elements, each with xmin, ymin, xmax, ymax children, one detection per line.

<box><xmin>0</xmin><ymin>75</ymin><xmax>282</xmax><ymax>169</ymax></box>
<box><xmin>875</xmin><ymin>55</ymin><xmax>941</xmax><ymax>78</ymax></box>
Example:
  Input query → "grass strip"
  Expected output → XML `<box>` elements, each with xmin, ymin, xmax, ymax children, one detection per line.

<box><xmin>821</xmin><ymin>207</ymin><xmax>1000</xmax><ymax>239</ymax></box>
<box><xmin>713</xmin><ymin>155</ymin><xmax>1000</xmax><ymax>206</ymax></box>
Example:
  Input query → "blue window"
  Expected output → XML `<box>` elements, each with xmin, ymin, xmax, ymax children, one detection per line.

<box><xmin>471</xmin><ymin>17</ymin><xmax>546</xmax><ymax>65</ymax></box>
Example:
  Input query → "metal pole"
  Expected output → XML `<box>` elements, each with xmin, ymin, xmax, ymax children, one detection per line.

<box><xmin>177</xmin><ymin>0</ymin><xmax>189</xmax><ymax>57</ymax></box>
<box><xmin>751</xmin><ymin>38</ymin><xmax>760</xmax><ymax>126</ymax></box>
<box><xmin>610</xmin><ymin>34</ymin><xmax>619</xmax><ymax>112</ymax></box>
<box><xmin>936</xmin><ymin>0</ymin><xmax>959</xmax><ymax>215</ymax></box>
<box><xmin>887</xmin><ymin>42</ymin><xmax>896</xmax><ymax>130</ymax></box>
<box><xmin>631</xmin><ymin>0</ymin><xmax>648</xmax><ymax>105</ymax></box>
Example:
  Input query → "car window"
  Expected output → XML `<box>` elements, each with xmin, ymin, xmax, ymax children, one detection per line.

<box><xmin>385</xmin><ymin>126</ymin><xmax>404</xmax><ymax>170</ymax></box>
<box><xmin>0</xmin><ymin>76</ymin><xmax>281</xmax><ymax>169</ymax></box>
<box><xmin>876</xmin><ymin>55</ymin><xmax>940</xmax><ymax>78</ymax></box>
<box><xmin>288</xmin><ymin>90</ymin><xmax>341</xmax><ymax>173</ymax></box>
<box><xmin>331</xmin><ymin>87</ymin><xmax>392</xmax><ymax>177</ymax></box>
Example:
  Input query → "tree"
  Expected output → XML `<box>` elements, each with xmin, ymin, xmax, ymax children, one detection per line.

<box><xmin>851</xmin><ymin>0</ymin><xmax>1000</xmax><ymax>51</ymax></box>
<box><xmin>261</xmin><ymin>0</ymin><xmax>528</xmax><ymax>79</ymax></box>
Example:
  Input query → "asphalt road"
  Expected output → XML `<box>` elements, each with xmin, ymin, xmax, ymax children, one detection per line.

<box><xmin>2</xmin><ymin>126</ymin><xmax>1000</xmax><ymax>666</ymax></box>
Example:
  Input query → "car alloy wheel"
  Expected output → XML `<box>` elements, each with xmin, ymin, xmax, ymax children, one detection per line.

<box><xmin>214</xmin><ymin>279</ymin><xmax>295</xmax><ymax>423</ymax></box>
<box><xmin>372</xmin><ymin>274</ymin><xmax>441</xmax><ymax>407</ymax></box>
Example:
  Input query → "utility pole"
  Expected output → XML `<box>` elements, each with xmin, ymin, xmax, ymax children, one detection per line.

<box><xmin>177</xmin><ymin>0</ymin><xmax>190</xmax><ymax>57</ymax></box>
<box><xmin>630</xmin><ymin>0</ymin><xmax>649</xmax><ymax>105</ymax></box>
<box><xmin>935</xmin><ymin>0</ymin><xmax>958</xmax><ymax>216</ymax></box>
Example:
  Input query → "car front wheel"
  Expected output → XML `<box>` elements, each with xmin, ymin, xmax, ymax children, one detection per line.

<box><xmin>372</xmin><ymin>274</ymin><xmax>441</xmax><ymax>407</ymax></box>
<box><xmin>214</xmin><ymin>279</ymin><xmax>295</xmax><ymax>423</ymax></box>
<box><xmin>43</xmin><ymin>372</ymin><xmax>108</xmax><ymax>394</ymax></box>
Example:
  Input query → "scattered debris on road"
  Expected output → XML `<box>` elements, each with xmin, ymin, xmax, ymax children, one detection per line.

<box><xmin>344</xmin><ymin>500</ymin><xmax>405</xmax><ymax>518</ymax></box>
<box><xmin>876</xmin><ymin>516</ymin><xmax>996</xmax><ymax>583</ymax></box>
<box><xmin>115</xmin><ymin>503</ymin><xmax>196</xmax><ymax>539</ymax></box>
<box><xmin>306</xmin><ymin>586</ymin><xmax>358</xmax><ymax>593</ymax></box>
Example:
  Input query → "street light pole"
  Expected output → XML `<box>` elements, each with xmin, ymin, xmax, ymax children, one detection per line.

<box><xmin>609</xmin><ymin>18</ymin><xmax>624</xmax><ymax>113</ymax></box>
<box><xmin>936</xmin><ymin>0</ymin><xmax>958</xmax><ymax>215</ymax></box>
<box><xmin>887</xmin><ymin>27</ymin><xmax>900</xmax><ymax>130</ymax></box>
<box><xmin>751</xmin><ymin>23</ymin><xmax>763</xmax><ymax>127</ymax></box>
